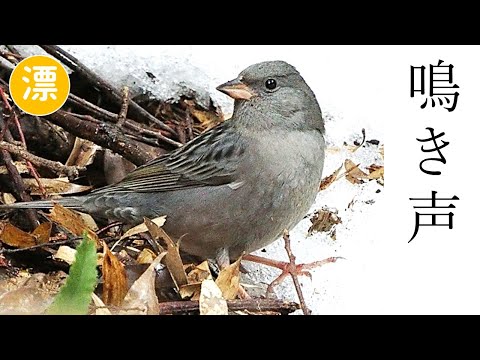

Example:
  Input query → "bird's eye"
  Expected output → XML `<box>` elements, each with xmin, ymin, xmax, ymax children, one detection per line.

<box><xmin>265</xmin><ymin>78</ymin><xmax>277</xmax><ymax>90</ymax></box>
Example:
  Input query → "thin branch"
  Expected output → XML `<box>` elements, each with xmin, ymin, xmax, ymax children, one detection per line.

<box><xmin>175</xmin><ymin>106</ymin><xmax>195</xmax><ymax>144</ymax></box>
<box><xmin>0</xmin><ymin>88</ymin><xmax>47</xmax><ymax>196</ymax></box>
<box><xmin>96</xmin><ymin>221</ymin><xmax>123</xmax><ymax>236</ymax></box>
<box><xmin>117</xmin><ymin>86</ymin><xmax>129</xmax><ymax>128</ymax></box>
<box><xmin>66</xmin><ymin>94</ymin><xmax>181</xmax><ymax>147</ymax></box>
<box><xmin>157</xmin><ymin>298</ymin><xmax>300</xmax><ymax>315</ymax></box>
<box><xmin>39</xmin><ymin>45</ymin><xmax>178</xmax><ymax>137</ymax></box>
<box><xmin>281</xmin><ymin>230</ymin><xmax>310</xmax><ymax>315</ymax></box>
<box><xmin>185</xmin><ymin>111</ymin><xmax>194</xmax><ymax>142</ymax></box>
<box><xmin>0</xmin><ymin>141</ymin><xmax>85</xmax><ymax>179</ymax></box>
<box><xmin>0</xmin><ymin>48</ymin><xmax>181</xmax><ymax>149</ymax></box>
<box><xmin>0</xmin><ymin>109</ymin><xmax>39</xmax><ymax>228</ymax></box>
<box><xmin>0</xmin><ymin>149</ymin><xmax>39</xmax><ymax>228</ymax></box>
<box><xmin>0</xmin><ymin>49</ymin><xmax>22</xmax><ymax>60</ymax></box>
<box><xmin>0</xmin><ymin>236</ymin><xmax>79</xmax><ymax>254</ymax></box>
<box><xmin>4</xmin><ymin>46</ymin><xmax>23</xmax><ymax>61</ymax></box>
<box><xmin>46</xmin><ymin>110</ymin><xmax>154</xmax><ymax>166</ymax></box>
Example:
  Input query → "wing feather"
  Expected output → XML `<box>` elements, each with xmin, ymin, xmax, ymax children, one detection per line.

<box><xmin>93</xmin><ymin>122</ymin><xmax>245</xmax><ymax>194</ymax></box>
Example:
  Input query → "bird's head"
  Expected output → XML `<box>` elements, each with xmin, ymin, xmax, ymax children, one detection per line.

<box><xmin>217</xmin><ymin>60</ymin><xmax>324</xmax><ymax>133</ymax></box>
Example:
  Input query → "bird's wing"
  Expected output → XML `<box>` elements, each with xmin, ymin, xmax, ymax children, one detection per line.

<box><xmin>94</xmin><ymin>123</ymin><xmax>246</xmax><ymax>193</ymax></box>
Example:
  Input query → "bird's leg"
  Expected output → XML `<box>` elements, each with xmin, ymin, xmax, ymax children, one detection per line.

<box><xmin>245</xmin><ymin>253</ymin><xmax>340</xmax><ymax>296</ymax></box>
<box><xmin>215</xmin><ymin>248</ymin><xmax>251</xmax><ymax>300</ymax></box>
<box><xmin>243</xmin><ymin>254</ymin><xmax>339</xmax><ymax>283</ymax></box>
<box><xmin>215</xmin><ymin>247</ymin><xmax>231</xmax><ymax>270</ymax></box>
<box><xmin>243</xmin><ymin>231</ymin><xmax>342</xmax><ymax>308</ymax></box>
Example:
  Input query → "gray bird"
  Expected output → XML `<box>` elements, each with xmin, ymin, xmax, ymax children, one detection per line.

<box><xmin>2</xmin><ymin>60</ymin><xmax>325</xmax><ymax>267</ymax></box>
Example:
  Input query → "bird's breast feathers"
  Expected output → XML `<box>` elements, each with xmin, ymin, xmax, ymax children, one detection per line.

<box><xmin>237</xmin><ymin>129</ymin><xmax>325</xmax><ymax>188</ymax></box>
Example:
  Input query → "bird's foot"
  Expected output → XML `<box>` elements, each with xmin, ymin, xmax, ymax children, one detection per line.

<box><xmin>244</xmin><ymin>229</ymin><xmax>343</xmax><ymax>315</ymax></box>
<box><xmin>243</xmin><ymin>253</ymin><xmax>341</xmax><ymax>297</ymax></box>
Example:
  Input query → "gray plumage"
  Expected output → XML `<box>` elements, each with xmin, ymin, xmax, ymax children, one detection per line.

<box><xmin>2</xmin><ymin>60</ymin><xmax>325</xmax><ymax>262</ymax></box>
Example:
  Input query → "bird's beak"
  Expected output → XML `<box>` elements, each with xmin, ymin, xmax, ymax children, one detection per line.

<box><xmin>216</xmin><ymin>78</ymin><xmax>256</xmax><ymax>100</ymax></box>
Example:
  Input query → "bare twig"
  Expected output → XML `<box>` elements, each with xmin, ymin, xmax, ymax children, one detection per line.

<box><xmin>0</xmin><ymin>48</ymin><xmax>22</xmax><ymax>65</ymax></box>
<box><xmin>0</xmin><ymin>50</ymin><xmax>181</xmax><ymax>149</ymax></box>
<box><xmin>117</xmin><ymin>86</ymin><xmax>129</xmax><ymax>128</ymax></box>
<box><xmin>0</xmin><ymin>78</ymin><xmax>9</xmax><ymax>90</ymax></box>
<box><xmin>352</xmin><ymin>128</ymin><xmax>366</xmax><ymax>153</ymax></box>
<box><xmin>0</xmin><ymin>109</ymin><xmax>39</xmax><ymax>228</ymax></box>
<box><xmin>125</xmin><ymin>133</ymin><xmax>162</xmax><ymax>147</ymax></box>
<box><xmin>0</xmin><ymin>149</ymin><xmax>39</xmax><ymax>228</ymax></box>
<box><xmin>4</xmin><ymin>46</ymin><xmax>23</xmax><ymax>60</ymax></box>
<box><xmin>281</xmin><ymin>230</ymin><xmax>310</xmax><ymax>315</ymax></box>
<box><xmin>175</xmin><ymin>107</ymin><xmax>195</xmax><ymax>144</ymax></box>
<box><xmin>0</xmin><ymin>141</ymin><xmax>84</xmax><ymax>179</ymax></box>
<box><xmin>39</xmin><ymin>45</ymin><xmax>178</xmax><ymax>137</ymax></box>
<box><xmin>157</xmin><ymin>298</ymin><xmax>300</xmax><ymax>315</ymax></box>
<box><xmin>67</xmin><ymin>94</ymin><xmax>113</xmax><ymax>120</ymax></box>
<box><xmin>0</xmin><ymin>236</ymin><xmax>79</xmax><ymax>254</ymax></box>
<box><xmin>96</xmin><ymin>221</ymin><xmax>123</xmax><ymax>236</ymax></box>
<box><xmin>0</xmin><ymin>87</ymin><xmax>47</xmax><ymax>196</ymax></box>
<box><xmin>66</xmin><ymin>94</ymin><xmax>181</xmax><ymax>148</ymax></box>
<box><xmin>46</xmin><ymin>110</ymin><xmax>154</xmax><ymax>166</ymax></box>
<box><xmin>185</xmin><ymin>111</ymin><xmax>194</xmax><ymax>142</ymax></box>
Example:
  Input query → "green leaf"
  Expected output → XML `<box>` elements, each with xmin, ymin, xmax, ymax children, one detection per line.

<box><xmin>46</xmin><ymin>232</ymin><xmax>98</xmax><ymax>315</ymax></box>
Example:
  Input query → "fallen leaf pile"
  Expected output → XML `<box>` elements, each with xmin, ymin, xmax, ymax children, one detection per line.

<box><xmin>0</xmin><ymin>205</ymin><xmax>276</xmax><ymax>315</ymax></box>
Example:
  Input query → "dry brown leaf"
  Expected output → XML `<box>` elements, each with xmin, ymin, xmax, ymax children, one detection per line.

<box><xmin>199</xmin><ymin>279</ymin><xmax>228</xmax><ymax>315</ymax></box>
<box><xmin>132</xmin><ymin>239</ymin><xmax>145</xmax><ymax>246</ymax></box>
<box><xmin>179</xmin><ymin>261</ymin><xmax>212</xmax><ymax>300</ymax></box>
<box><xmin>0</xmin><ymin>285</ymin><xmax>53</xmax><ymax>315</ymax></box>
<box><xmin>190</xmin><ymin>108</ymin><xmax>224</xmax><ymax>129</ymax></box>
<box><xmin>78</xmin><ymin>212</ymin><xmax>99</xmax><ymax>232</ymax></box>
<box><xmin>65</xmin><ymin>138</ymin><xmax>99</xmax><ymax>167</ymax></box>
<box><xmin>1</xmin><ymin>192</ymin><xmax>17</xmax><ymax>205</ymax></box>
<box><xmin>367</xmin><ymin>165</ymin><xmax>384</xmax><ymax>180</ymax></box>
<box><xmin>344</xmin><ymin>159</ymin><xmax>369</xmax><ymax>185</ymax></box>
<box><xmin>367</xmin><ymin>164</ymin><xmax>382</xmax><ymax>173</ymax></box>
<box><xmin>23</xmin><ymin>178</ymin><xmax>92</xmax><ymax>196</ymax></box>
<box><xmin>103</xmin><ymin>150</ymin><xmax>136</xmax><ymax>185</ymax></box>
<box><xmin>137</xmin><ymin>248</ymin><xmax>156</xmax><ymax>265</ymax></box>
<box><xmin>144</xmin><ymin>217</ymin><xmax>188</xmax><ymax>290</ymax></box>
<box><xmin>31</xmin><ymin>222</ymin><xmax>52</xmax><ymax>244</ymax></box>
<box><xmin>0</xmin><ymin>222</ymin><xmax>36</xmax><ymax>248</ymax></box>
<box><xmin>319</xmin><ymin>163</ymin><xmax>343</xmax><ymax>191</ymax></box>
<box><xmin>0</xmin><ymin>272</ymin><xmax>66</xmax><ymax>315</ymax></box>
<box><xmin>215</xmin><ymin>257</ymin><xmax>242</xmax><ymax>300</ymax></box>
<box><xmin>102</xmin><ymin>243</ymin><xmax>128</xmax><ymax>306</ymax></box>
<box><xmin>48</xmin><ymin>204</ymin><xmax>99</xmax><ymax>245</ymax></box>
<box><xmin>184</xmin><ymin>99</ymin><xmax>224</xmax><ymax>130</ymax></box>
<box><xmin>308</xmin><ymin>209</ymin><xmax>342</xmax><ymax>237</ymax></box>
<box><xmin>119</xmin><ymin>216</ymin><xmax>166</xmax><ymax>241</ymax></box>
<box><xmin>91</xmin><ymin>293</ymin><xmax>112</xmax><ymax>315</ymax></box>
<box><xmin>0</xmin><ymin>221</ymin><xmax>52</xmax><ymax>248</ymax></box>
<box><xmin>121</xmin><ymin>252</ymin><xmax>166</xmax><ymax>315</ymax></box>
<box><xmin>179</xmin><ymin>283</ymin><xmax>202</xmax><ymax>300</ymax></box>
<box><xmin>186</xmin><ymin>261</ymin><xmax>212</xmax><ymax>283</ymax></box>
<box><xmin>53</xmin><ymin>245</ymin><xmax>103</xmax><ymax>265</ymax></box>
<box><xmin>0</xmin><ymin>161</ymin><xmax>29</xmax><ymax>175</ymax></box>
<box><xmin>53</xmin><ymin>246</ymin><xmax>77</xmax><ymax>265</ymax></box>
<box><xmin>325</xmin><ymin>146</ymin><xmax>343</xmax><ymax>154</ymax></box>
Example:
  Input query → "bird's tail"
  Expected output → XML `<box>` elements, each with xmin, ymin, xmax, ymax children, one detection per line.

<box><xmin>0</xmin><ymin>197</ymin><xmax>84</xmax><ymax>210</ymax></box>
